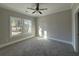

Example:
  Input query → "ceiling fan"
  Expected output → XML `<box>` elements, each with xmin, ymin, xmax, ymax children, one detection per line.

<box><xmin>26</xmin><ymin>3</ymin><xmax>47</xmax><ymax>14</ymax></box>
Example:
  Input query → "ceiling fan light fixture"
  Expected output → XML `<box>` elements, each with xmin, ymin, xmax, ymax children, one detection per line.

<box><xmin>26</xmin><ymin>3</ymin><xmax>47</xmax><ymax>14</ymax></box>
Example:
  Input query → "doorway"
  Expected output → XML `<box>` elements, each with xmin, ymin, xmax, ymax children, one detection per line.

<box><xmin>73</xmin><ymin>9</ymin><xmax>79</xmax><ymax>53</ymax></box>
<box><xmin>77</xmin><ymin>12</ymin><xmax>79</xmax><ymax>52</ymax></box>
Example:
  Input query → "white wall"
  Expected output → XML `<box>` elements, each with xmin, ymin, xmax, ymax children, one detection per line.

<box><xmin>37</xmin><ymin>9</ymin><xmax>72</xmax><ymax>44</ymax></box>
<box><xmin>0</xmin><ymin>7</ymin><xmax>35</xmax><ymax>45</ymax></box>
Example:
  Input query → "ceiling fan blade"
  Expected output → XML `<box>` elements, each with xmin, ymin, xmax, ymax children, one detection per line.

<box><xmin>32</xmin><ymin>11</ymin><xmax>36</xmax><ymax>14</ymax></box>
<box><xmin>39</xmin><ymin>8</ymin><xmax>47</xmax><ymax>10</ymax></box>
<box><xmin>38</xmin><ymin>11</ymin><xmax>42</xmax><ymax>14</ymax></box>
<box><xmin>27</xmin><ymin>8</ymin><xmax>35</xmax><ymax>10</ymax></box>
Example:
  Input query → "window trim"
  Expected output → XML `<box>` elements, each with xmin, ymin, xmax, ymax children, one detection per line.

<box><xmin>10</xmin><ymin>16</ymin><xmax>32</xmax><ymax>38</ymax></box>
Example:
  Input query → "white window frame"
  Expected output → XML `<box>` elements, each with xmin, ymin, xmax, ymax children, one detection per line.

<box><xmin>10</xmin><ymin>16</ymin><xmax>32</xmax><ymax>38</ymax></box>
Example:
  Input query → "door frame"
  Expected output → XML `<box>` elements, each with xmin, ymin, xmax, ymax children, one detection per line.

<box><xmin>72</xmin><ymin>6</ymin><xmax>79</xmax><ymax>52</ymax></box>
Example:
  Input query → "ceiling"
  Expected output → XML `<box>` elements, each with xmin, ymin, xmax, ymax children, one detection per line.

<box><xmin>0</xmin><ymin>3</ymin><xmax>72</xmax><ymax>17</ymax></box>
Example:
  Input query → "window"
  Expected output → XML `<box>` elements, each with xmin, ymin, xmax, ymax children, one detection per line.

<box><xmin>39</xmin><ymin>26</ymin><xmax>42</xmax><ymax>37</ymax></box>
<box><xmin>10</xmin><ymin>17</ymin><xmax>22</xmax><ymax>36</ymax></box>
<box><xmin>23</xmin><ymin>19</ymin><xmax>32</xmax><ymax>34</ymax></box>
<box><xmin>10</xmin><ymin>16</ymin><xmax>32</xmax><ymax>37</ymax></box>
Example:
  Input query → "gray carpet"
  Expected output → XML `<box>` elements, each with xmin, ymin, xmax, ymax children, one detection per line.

<box><xmin>0</xmin><ymin>37</ymin><xmax>78</xmax><ymax>56</ymax></box>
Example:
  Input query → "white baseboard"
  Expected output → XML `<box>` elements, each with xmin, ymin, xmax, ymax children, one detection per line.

<box><xmin>0</xmin><ymin>35</ymin><xmax>34</xmax><ymax>48</ymax></box>
<box><xmin>48</xmin><ymin>37</ymin><xmax>72</xmax><ymax>45</ymax></box>
<box><xmin>37</xmin><ymin>37</ymin><xmax>72</xmax><ymax>45</ymax></box>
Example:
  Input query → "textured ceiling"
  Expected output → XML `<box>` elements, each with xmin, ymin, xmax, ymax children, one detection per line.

<box><xmin>0</xmin><ymin>3</ymin><xmax>72</xmax><ymax>17</ymax></box>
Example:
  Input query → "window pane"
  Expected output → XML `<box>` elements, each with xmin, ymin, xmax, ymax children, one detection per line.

<box><xmin>10</xmin><ymin>16</ymin><xmax>32</xmax><ymax>37</ymax></box>
<box><xmin>10</xmin><ymin>17</ymin><xmax>22</xmax><ymax>36</ymax></box>
<box><xmin>23</xmin><ymin>19</ymin><xmax>32</xmax><ymax>34</ymax></box>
